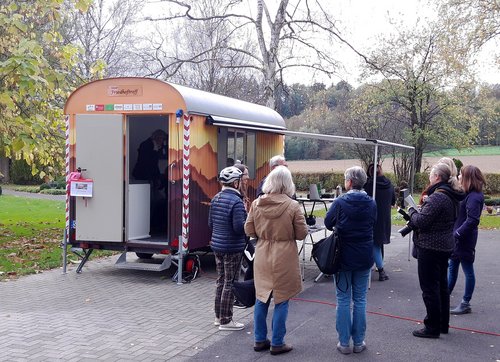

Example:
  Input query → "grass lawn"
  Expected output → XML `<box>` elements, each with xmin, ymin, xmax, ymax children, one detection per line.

<box><xmin>423</xmin><ymin>145</ymin><xmax>500</xmax><ymax>157</ymax></box>
<box><xmin>0</xmin><ymin>195</ymin><xmax>115</xmax><ymax>281</ymax></box>
<box><xmin>0</xmin><ymin>195</ymin><xmax>66</xmax><ymax>280</ymax></box>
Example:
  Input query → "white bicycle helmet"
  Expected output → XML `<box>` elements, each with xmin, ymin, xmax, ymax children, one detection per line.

<box><xmin>219</xmin><ymin>166</ymin><xmax>243</xmax><ymax>184</ymax></box>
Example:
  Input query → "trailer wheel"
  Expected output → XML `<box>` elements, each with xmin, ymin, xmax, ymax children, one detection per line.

<box><xmin>136</xmin><ymin>252</ymin><xmax>154</xmax><ymax>259</ymax></box>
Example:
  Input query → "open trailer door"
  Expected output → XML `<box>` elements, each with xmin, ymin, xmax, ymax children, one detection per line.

<box><xmin>75</xmin><ymin>114</ymin><xmax>124</xmax><ymax>242</ymax></box>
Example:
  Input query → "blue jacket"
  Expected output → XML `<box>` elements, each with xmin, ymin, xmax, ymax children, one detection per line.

<box><xmin>208</xmin><ymin>187</ymin><xmax>247</xmax><ymax>253</ymax></box>
<box><xmin>451</xmin><ymin>190</ymin><xmax>484</xmax><ymax>263</ymax></box>
<box><xmin>325</xmin><ymin>191</ymin><xmax>377</xmax><ymax>271</ymax></box>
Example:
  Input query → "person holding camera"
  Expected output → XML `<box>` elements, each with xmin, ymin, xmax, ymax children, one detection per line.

<box><xmin>325</xmin><ymin>166</ymin><xmax>377</xmax><ymax>354</ymax></box>
<box><xmin>407</xmin><ymin>162</ymin><xmax>465</xmax><ymax>338</ymax></box>
<box><xmin>448</xmin><ymin>165</ymin><xmax>485</xmax><ymax>315</ymax></box>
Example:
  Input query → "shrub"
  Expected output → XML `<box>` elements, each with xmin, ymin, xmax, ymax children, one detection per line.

<box><xmin>484</xmin><ymin>174</ymin><xmax>500</xmax><ymax>195</ymax></box>
<box><xmin>484</xmin><ymin>198</ymin><xmax>500</xmax><ymax>206</ymax></box>
<box><xmin>293</xmin><ymin>171</ymin><xmax>500</xmax><ymax>194</ymax></box>
<box><xmin>40</xmin><ymin>183</ymin><xmax>52</xmax><ymax>190</ymax></box>
<box><xmin>40</xmin><ymin>189</ymin><xmax>66</xmax><ymax>195</ymax></box>
<box><xmin>13</xmin><ymin>185</ymin><xmax>40</xmax><ymax>193</ymax></box>
<box><xmin>10</xmin><ymin>159</ymin><xmax>41</xmax><ymax>185</ymax></box>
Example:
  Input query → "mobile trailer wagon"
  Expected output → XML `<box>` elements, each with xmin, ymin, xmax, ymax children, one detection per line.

<box><xmin>63</xmin><ymin>77</ymin><xmax>285</xmax><ymax>274</ymax></box>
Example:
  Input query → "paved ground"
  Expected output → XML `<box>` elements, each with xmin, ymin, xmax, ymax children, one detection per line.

<box><xmin>1</xmin><ymin>227</ymin><xmax>499</xmax><ymax>361</ymax></box>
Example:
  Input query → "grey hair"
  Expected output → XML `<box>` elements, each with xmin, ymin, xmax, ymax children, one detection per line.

<box><xmin>431</xmin><ymin>162</ymin><xmax>461</xmax><ymax>191</ymax></box>
<box><xmin>269</xmin><ymin>155</ymin><xmax>286</xmax><ymax>168</ymax></box>
<box><xmin>438</xmin><ymin>157</ymin><xmax>458</xmax><ymax>177</ymax></box>
<box><xmin>344</xmin><ymin>166</ymin><xmax>367</xmax><ymax>190</ymax></box>
<box><xmin>262</xmin><ymin>165</ymin><xmax>295</xmax><ymax>197</ymax></box>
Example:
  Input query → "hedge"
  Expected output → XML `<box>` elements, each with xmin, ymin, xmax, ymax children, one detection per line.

<box><xmin>293</xmin><ymin>172</ymin><xmax>500</xmax><ymax>195</ymax></box>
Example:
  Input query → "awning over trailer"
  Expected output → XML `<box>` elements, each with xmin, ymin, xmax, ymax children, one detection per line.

<box><xmin>281</xmin><ymin>130</ymin><xmax>415</xmax><ymax>150</ymax></box>
<box><xmin>168</xmin><ymin>83</ymin><xmax>286</xmax><ymax>131</ymax></box>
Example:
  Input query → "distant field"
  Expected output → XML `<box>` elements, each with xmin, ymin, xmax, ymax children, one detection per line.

<box><xmin>424</xmin><ymin>146</ymin><xmax>500</xmax><ymax>157</ymax></box>
<box><xmin>288</xmin><ymin>155</ymin><xmax>500</xmax><ymax>173</ymax></box>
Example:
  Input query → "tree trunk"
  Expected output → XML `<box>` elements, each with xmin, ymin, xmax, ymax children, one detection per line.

<box><xmin>0</xmin><ymin>157</ymin><xmax>10</xmax><ymax>183</ymax></box>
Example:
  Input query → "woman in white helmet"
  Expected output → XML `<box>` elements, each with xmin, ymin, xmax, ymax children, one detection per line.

<box><xmin>209</xmin><ymin>166</ymin><xmax>247</xmax><ymax>331</ymax></box>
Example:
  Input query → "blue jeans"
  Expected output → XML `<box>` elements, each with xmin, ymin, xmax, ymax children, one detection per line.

<box><xmin>373</xmin><ymin>245</ymin><xmax>384</xmax><ymax>269</ymax></box>
<box><xmin>335</xmin><ymin>268</ymin><xmax>370</xmax><ymax>346</ymax></box>
<box><xmin>254</xmin><ymin>298</ymin><xmax>289</xmax><ymax>347</ymax></box>
<box><xmin>448</xmin><ymin>259</ymin><xmax>475</xmax><ymax>303</ymax></box>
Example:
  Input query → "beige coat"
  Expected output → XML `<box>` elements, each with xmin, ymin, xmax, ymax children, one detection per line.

<box><xmin>244</xmin><ymin>194</ymin><xmax>308</xmax><ymax>304</ymax></box>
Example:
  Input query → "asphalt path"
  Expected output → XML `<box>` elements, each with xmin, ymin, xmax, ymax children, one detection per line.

<box><xmin>191</xmin><ymin>229</ymin><xmax>500</xmax><ymax>362</ymax></box>
<box><xmin>1</xmin><ymin>187</ymin><xmax>65</xmax><ymax>201</ymax></box>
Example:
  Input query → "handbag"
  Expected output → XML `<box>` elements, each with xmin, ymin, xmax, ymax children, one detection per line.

<box><xmin>312</xmin><ymin>228</ymin><xmax>341</xmax><ymax>275</ymax></box>
<box><xmin>231</xmin><ymin>240</ymin><xmax>256</xmax><ymax>307</ymax></box>
<box><xmin>232</xmin><ymin>279</ymin><xmax>256</xmax><ymax>307</ymax></box>
<box><xmin>311</xmin><ymin>205</ymin><xmax>341</xmax><ymax>275</ymax></box>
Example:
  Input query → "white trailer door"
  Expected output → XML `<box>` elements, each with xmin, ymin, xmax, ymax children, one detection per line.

<box><xmin>75</xmin><ymin>114</ymin><xmax>124</xmax><ymax>242</ymax></box>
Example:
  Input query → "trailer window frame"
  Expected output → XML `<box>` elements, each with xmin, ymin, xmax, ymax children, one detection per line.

<box><xmin>217</xmin><ymin>127</ymin><xmax>256</xmax><ymax>179</ymax></box>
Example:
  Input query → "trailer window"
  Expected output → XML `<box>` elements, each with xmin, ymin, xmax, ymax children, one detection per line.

<box><xmin>219</xmin><ymin>128</ymin><xmax>256</xmax><ymax>178</ymax></box>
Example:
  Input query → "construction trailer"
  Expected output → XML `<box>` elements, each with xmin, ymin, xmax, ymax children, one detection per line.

<box><xmin>63</xmin><ymin>77</ymin><xmax>416</xmax><ymax>279</ymax></box>
<box><xmin>63</xmin><ymin>77</ymin><xmax>285</xmax><ymax>276</ymax></box>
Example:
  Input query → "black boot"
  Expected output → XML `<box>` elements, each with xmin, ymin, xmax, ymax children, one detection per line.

<box><xmin>378</xmin><ymin>268</ymin><xmax>389</xmax><ymax>281</ymax></box>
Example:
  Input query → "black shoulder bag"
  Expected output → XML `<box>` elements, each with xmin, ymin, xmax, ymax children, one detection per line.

<box><xmin>312</xmin><ymin>205</ymin><xmax>342</xmax><ymax>275</ymax></box>
<box><xmin>231</xmin><ymin>240</ymin><xmax>256</xmax><ymax>307</ymax></box>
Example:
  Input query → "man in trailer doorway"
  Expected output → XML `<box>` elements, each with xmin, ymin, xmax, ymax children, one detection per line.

<box><xmin>132</xmin><ymin>129</ymin><xmax>167</xmax><ymax>234</ymax></box>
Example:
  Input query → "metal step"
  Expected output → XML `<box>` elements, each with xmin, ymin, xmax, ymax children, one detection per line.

<box><xmin>114</xmin><ymin>252</ymin><xmax>171</xmax><ymax>272</ymax></box>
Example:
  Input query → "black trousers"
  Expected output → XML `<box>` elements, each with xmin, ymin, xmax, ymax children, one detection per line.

<box><xmin>417</xmin><ymin>247</ymin><xmax>451</xmax><ymax>334</ymax></box>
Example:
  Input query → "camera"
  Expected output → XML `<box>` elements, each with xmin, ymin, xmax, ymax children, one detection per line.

<box><xmin>398</xmin><ymin>224</ymin><xmax>413</xmax><ymax>238</ymax></box>
<box><xmin>397</xmin><ymin>207</ymin><xmax>410</xmax><ymax>221</ymax></box>
<box><xmin>398</xmin><ymin>188</ymin><xmax>410</xmax><ymax>208</ymax></box>
<box><xmin>397</xmin><ymin>207</ymin><xmax>413</xmax><ymax>237</ymax></box>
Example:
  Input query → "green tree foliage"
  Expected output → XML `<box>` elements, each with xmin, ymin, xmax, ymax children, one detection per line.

<box><xmin>0</xmin><ymin>0</ymin><xmax>90</xmax><ymax>179</ymax></box>
<box><xmin>439</xmin><ymin>0</ymin><xmax>500</xmax><ymax>53</ymax></box>
<box><xmin>476</xmin><ymin>84</ymin><xmax>500</xmax><ymax>146</ymax></box>
<box><xmin>362</xmin><ymin>22</ymin><xmax>479</xmax><ymax>172</ymax></box>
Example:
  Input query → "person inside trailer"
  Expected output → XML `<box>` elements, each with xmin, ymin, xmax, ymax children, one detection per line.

<box><xmin>132</xmin><ymin>129</ymin><xmax>167</xmax><ymax>185</ymax></box>
<box><xmin>132</xmin><ymin>129</ymin><xmax>167</xmax><ymax>233</ymax></box>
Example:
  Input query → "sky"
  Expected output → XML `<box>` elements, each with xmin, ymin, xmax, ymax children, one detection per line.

<box><xmin>286</xmin><ymin>0</ymin><xmax>500</xmax><ymax>86</ymax></box>
<box><xmin>142</xmin><ymin>0</ymin><xmax>499</xmax><ymax>87</ymax></box>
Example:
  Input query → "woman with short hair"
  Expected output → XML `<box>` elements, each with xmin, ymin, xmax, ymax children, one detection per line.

<box><xmin>448</xmin><ymin>165</ymin><xmax>485</xmax><ymax>315</ymax></box>
<box><xmin>245</xmin><ymin>165</ymin><xmax>307</xmax><ymax>355</ymax></box>
<box><xmin>325</xmin><ymin>166</ymin><xmax>377</xmax><ymax>354</ymax></box>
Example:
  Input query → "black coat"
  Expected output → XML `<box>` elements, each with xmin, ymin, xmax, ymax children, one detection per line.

<box><xmin>132</xmin><ymin>138</ymin><xmax>161</xmax><ymax>181</ymax></box>
<box><xmin>365</xmin><ymin>176</ymin><xmax>396</xmax><ymax>246</ymax></box>
<box><xmin>408</xmin><ymin>182</ymin><xmax>465</xmax><ymax>253</ymax></box>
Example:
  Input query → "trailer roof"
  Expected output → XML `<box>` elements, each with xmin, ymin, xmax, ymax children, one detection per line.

<box><xmin>168</xmin><ymin>82</ymin><xmax>286</xmax><ymax>130</ymax></box>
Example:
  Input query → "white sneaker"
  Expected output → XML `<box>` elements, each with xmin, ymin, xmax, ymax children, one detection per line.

<box><xmin>214</xmin><ymin>318</ymin><xmax>220</xmax><ymax>326</ymax></box>
<box><xmin>353</xmin><ymin>341</ymin><xmax>366</xmax><ymax>353</ymax></box>
<box><xmin>218</xmin><ymin>320</ymin><xmax>244</xmax><ymax>331</ymax></box>
<box><xmin>337</xmin><ymin>342</ymin><xmax>351</xmax><ymax>355</ymax></box>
